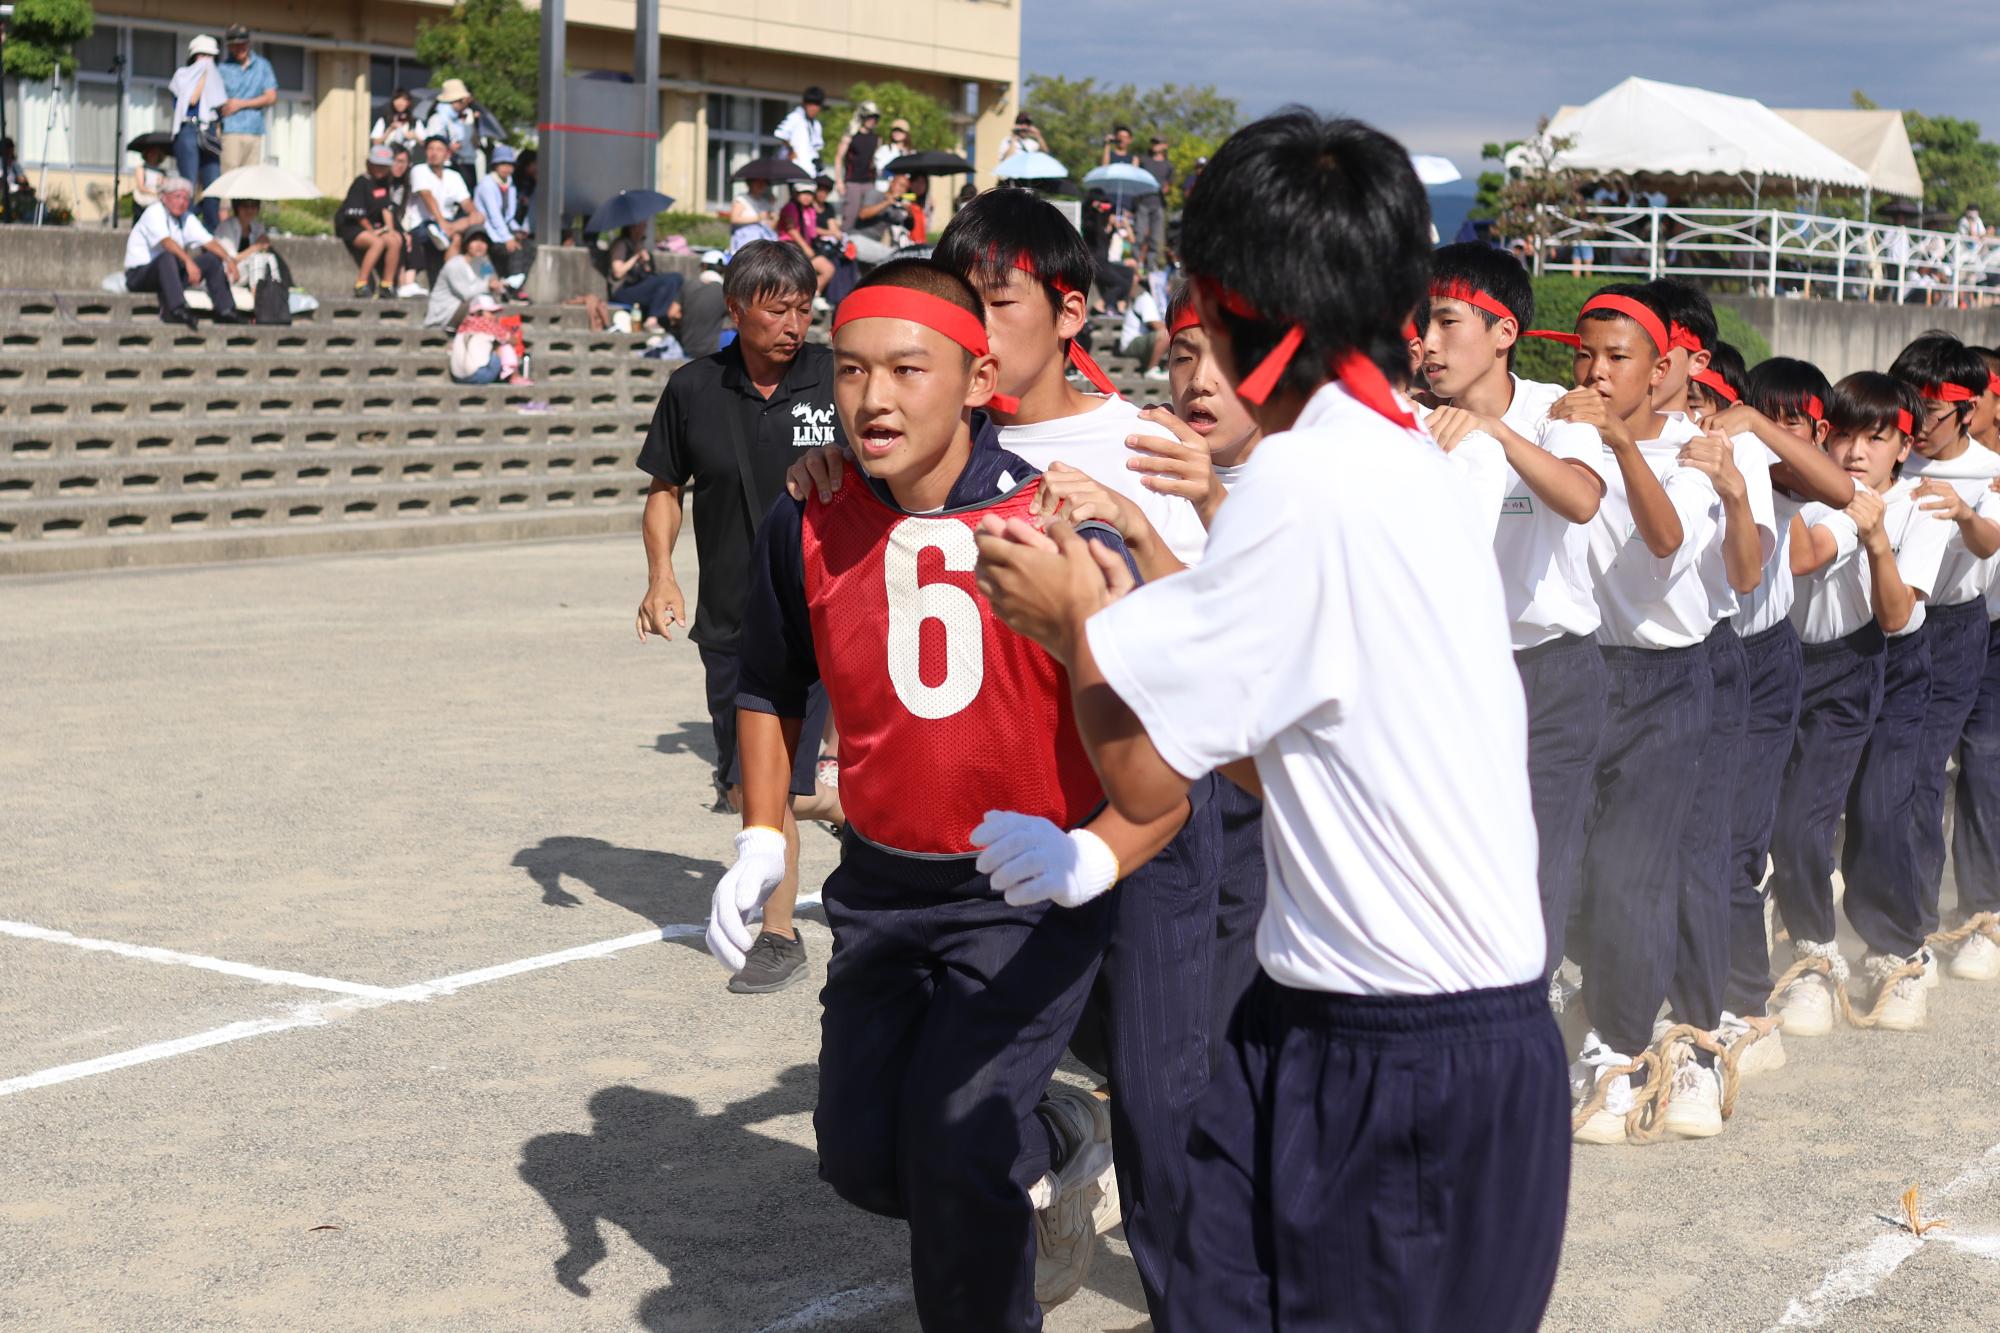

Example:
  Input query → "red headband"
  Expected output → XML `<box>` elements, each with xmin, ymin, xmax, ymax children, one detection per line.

<box><xmin>1988</xmin><ymin>372</ymin><xmax>2000</xmax><ymax>397</ymax></box>
<box><xmin>1402</xmin><ymin>319</ymin><xmax>1420</xmax><ymax>344</ymax></box>
<box><xmin>1894</xmin><ymin>408</ymin><xmax>1914</xmax><ymax>435</ymax></box>
<box><xmin>1197</xmin><ymin>277</ymin><xmax>1415</xmax><ymax>428</ymax></box>
<box><xmin>1170</xmin><ymin>304</ymin><xmax>1201</xmax><ymax>336</ymax></box>
<box><xmin>1805</xmin><ymin>394</ymin><xmax>1825</xmax><ymax>422</ymax></box>
<box><xmin>1923</xmin><ymin>381</ymin><xmax>1977</xmax><ymax>404</ymax></box>
<box><xmin>1524</xmin><ymin>294</ymin><xmax>1669</xmax><ymax>354</ymax></box>
<box><xmin>833</xmin><ymin>285</ymin><xmax>990</xmax><ymax>358</ymax></box>
<box><xmin>1668</xmin><ymin>321</ymin><xmax>1704</xmax><ymax>354</ymax></box>
<box><xmin>1428</xmin><ymin>280</ymin><xmax>1517</xmax><ymax>327</ymax></box>
<box><xmin>1691</xmin><ymin>369</ymin><xmax>1739</xmax><ymax>405</ymax></box>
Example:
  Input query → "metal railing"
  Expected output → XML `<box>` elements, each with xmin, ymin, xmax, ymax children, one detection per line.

<box><xmin>1532</xmin><ymin>205</ymin><xmax>2000</xmax><ymax>306</ymax></box>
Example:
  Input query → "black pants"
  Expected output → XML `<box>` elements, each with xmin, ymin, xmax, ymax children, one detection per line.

<box><xmin>1953</xmin><ymin>616</ymin><xmax>2000</xmax><ymax>914</ymax></box>
<box><xmin>1514</xmin><ymin>632</ymin><xmax>1609</xmax><ymax>976</ymax></box>
<box><xmin>1072</xmin><ymin>781</ymin><xmax>1225</xmax><ymax>1317</ymax></box>
<box><xmin>413</xmin><ymin>229</ymin><xmax>452</xmax><ymax>285</ymax></box>
<box><xmin>126</xmin><ymin>252</ymin><xmax>236</xmax><ymax>319</ymax></box>
<box><xmin>1915</xmin><ymin>598</ymin><xmax>1989</xmax><ymax>932</ymax></box>
<box><xmin>1671</xmin><ymin>620</ymin><xmax>1748</xmax><ymax>1033</ymax></box>
<box><xmin>1211</xmin><ymin>777</ymin><xmax>1268</xmax><ymax>1048</ymax></box>
<box><xmin>814</xmin><ymin>835</ymin><xmax>1113</xmax><ymax>1332</ymax></box>
<box><xmin>613</xmin><ymin>271</ymin><xmax>685</xmax><ymax>323</ymax></box>
<box><xmin>1579</xmin><ymin>642</ymin><xmax>1713</xmax><ymax>1059</ymax></box>
<box><xmin>1769</xmin><ymin>624</ymin><xmax>1887</xmax><ymax>947</ymax></box>
<box><xmin>1843</xmin><ymin>629</ymin><xmax>1935</xmax><ymax>957</ymax></box>
<box><xmin>491</xmin><ymin>236</ymin><xmax>538</xmax><ymax>282</ymax></box>
<box><xmin>1723</xmin><ymin>620</ymin><xmax>1804</xmax><ymax>1015</ymax></box>
<box><xmin>1160</xmin><ymin>977</ymin><xmax>1570</xmax><ymax>1333</ymax></box>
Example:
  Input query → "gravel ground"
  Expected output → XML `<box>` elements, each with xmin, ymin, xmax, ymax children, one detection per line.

<box><xmin>3</xmin><ymin>536</ymin><xmax>1997</xmax><ymax>1331</ymax></box>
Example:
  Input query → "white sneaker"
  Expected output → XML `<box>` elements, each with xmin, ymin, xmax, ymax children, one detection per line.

<box><xmin>395</xmin><ymin>280</ymin><xmax>427</xmax><ymax>298</ymax></box>
<box><xmin>1779</xmin><ymin>940</ymin><xmax>1845</xmax><ymax>1037</ymax></box>
<box><xmin>1717</xmin><ymin>1011</ymin><xmax>1787</xmax><ymax>1076</ymax></box>
<box><xmin>1922</xmin><ymin>946</ymin><xmax>1942</xmax><ymax>990</ymax></box>
<box><xmin>1143</xmin><ymin>365</ymin><xmax>1169</xmax><ymax>381</ymax></box>
<box><xmin>1028</xmin><ymin>1087</ymin><xmax>1114</xmax><ymax>1308</ymax></box>
<box><xmin>1661</xmin><ymin>1052</ymin><xmax>1725</xmax><ymax>1139</ymax></box>
<box><xmin>1864</xmin><ymin>951</ymin><xmax>1928</xmax><ymax>1031</ymax></box>
<box><xmin>1951</xmin><ymin>929</ymin><xmax>2000</xmax><ymax>981</ymax></box>
<box><xmin>1572</xmin><ymin>1038</ymin><xmax>1636</xmax><ymax>1145</ymax></box>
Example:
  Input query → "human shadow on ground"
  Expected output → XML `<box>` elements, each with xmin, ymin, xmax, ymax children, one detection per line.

<box><xmin>518</xmin><ymin>1067</ymin><xmax>911</xmax><ymax>1331</ymax></box>
<box><xmin>652</xmin><ymin>727</ymin><xmax>732</xmax><ymax>813</ymax></box>
<box><xmin>512</xmin><ymin>837</ymin><xmax>726</xmax><ymax>949</ymax></box>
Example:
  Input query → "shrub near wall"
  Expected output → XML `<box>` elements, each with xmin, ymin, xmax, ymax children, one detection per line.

<box><xmin>1514</xmin><ymin>275</ymin><xmax>1771</xmax><ymax>387</ymax></box>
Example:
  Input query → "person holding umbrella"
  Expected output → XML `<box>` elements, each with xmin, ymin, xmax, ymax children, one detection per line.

<box><xmin>128</xmin><ymin>133</ymin><xmax>173</xmax><ymax>211</ymax></box>
<box><xmin>718</xmin><ymin>158</ymin><xmax>804</xmax><ymax>255</ymax></box>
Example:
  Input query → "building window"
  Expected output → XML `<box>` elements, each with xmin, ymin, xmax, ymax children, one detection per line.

<box><xmin>369</xmin><ymin>57</ymin><xmax>434</xmax><ymax>112</ymax></box>
<box><xmin>10</xmin><ymin>23</ymin><xmax>315</xmax><ymax>175</ymax></box>
<box><xmin>705</xmin><ymin>91</ymin><xmax>793</xmax><ymax>209</ymax></box>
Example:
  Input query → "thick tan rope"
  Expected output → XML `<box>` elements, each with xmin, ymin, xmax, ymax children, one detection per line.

<box><xmin>1569</xmin><ymin>1050</ymin><xmax>1658</xmax><ymax>1135</ymax></box>
<box><xmin>1713</xmin><ymin>1015</ymin><xmax>1778</xmax><ymax>1118</ymax></box>
<box><xmin>1925</xmin><ymin>910</ymin><xmax>2000</xmax><ymax>952</ymax></box>
<box><xmin>1766</xmin><ymin>953</ymin><xmax>1926</xmax><ymax>1030</ymax></box>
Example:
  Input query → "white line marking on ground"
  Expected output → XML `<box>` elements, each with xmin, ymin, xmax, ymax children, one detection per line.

<box><xmin>752</xmin><ymin>1282</ymin><xmax>911</xmax><ymax>1333</ymax></box>
<box><xmin>1773</xmin><ymin>1144</ymin><xmax>2000</xmax><ymax>1328</ymax></box>
<box><xmin>0</xmin><ymin>922</ymin><xmax>712</xmax><ymax>1099</ymax></box>
<box><xmin>0</xmin><ymin>920</ymin><xmax>406</xmax><ymax>999</ymax></box>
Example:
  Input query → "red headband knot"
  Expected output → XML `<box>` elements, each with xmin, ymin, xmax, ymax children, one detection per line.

<box><xmin>1003</xmin><ymin>250</ymin><xmax>1120</xmax><ymax>400</ymax></box>
<box><xmin>1691</xmin><ymin>369</ymin><xmax>1739</xmax><ymax>405</ymax></box>
<box><xmin>1898</xmin><ymin>408</ymin><xmax>1915</xmax><ymax>436</ymax></box>
<box><xmin>1923</xmin><ymin>381</ymin><xmax>1976</xmax><ymax>404</ymax></box>
<box><xmin>1402</xmin><ymin>319</ymin><xmax>1421</xmax><ymax>345</ymax></box>
<box><xmin>1668</xmin><ymin>321</ymin><xmax>1704</xmax><ymax>354</ymax></box>
<box><xmin>1428</xmin><ymin>280</ymin><xmax>1517</xmax><ymax>327</ymax></box>
<box><xmin>1194</xmin><ymin>276</ymin><xmax>1415</xmax><ymax>429</ymax></box>
<box><xmin>833</xmin><ymin>285</ymin><xmax>990</xmax><ymax>359</ymax></box>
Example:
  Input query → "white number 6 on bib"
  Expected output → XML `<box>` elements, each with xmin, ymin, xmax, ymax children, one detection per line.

<box><xmin>883</xmin><ymin>517</ymin><xmax>985</xmax><ymax>719</ymax></box>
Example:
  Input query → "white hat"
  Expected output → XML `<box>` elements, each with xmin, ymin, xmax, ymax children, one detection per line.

<box><xmin>438</xmin><ymin>78</ymin><xmax>473</xmax><ymax>104</ymax></box>
<box><xmin>187</xmin><ymin>34</ymin><xmax>220</xmax><ymax>58</ymax></box>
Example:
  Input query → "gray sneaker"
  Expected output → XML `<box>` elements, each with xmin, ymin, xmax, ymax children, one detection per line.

<box><xmin>728</xmin><ymin>930</ymin><xmax>807</xmax><ymax>994</ymax></box>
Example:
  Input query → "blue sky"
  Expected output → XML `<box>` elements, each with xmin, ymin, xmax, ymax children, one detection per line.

<box><xmin>1020</xmin><ymin>0</ymin><xmax>2000</xmax><ymax>182</ymax></box>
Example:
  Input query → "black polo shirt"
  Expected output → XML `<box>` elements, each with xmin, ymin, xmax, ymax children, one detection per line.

<box><xmin>636</xmin><ymin>340</ymin><xmax>844</xmax><ymax>656</ymax></box>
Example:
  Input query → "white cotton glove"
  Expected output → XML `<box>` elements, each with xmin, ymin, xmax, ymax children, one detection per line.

<box><xmin>705</xmin><ymin>826</ymin><xmax>789</xmax><ymax>972</ymax></box>
<box><xmin>970</xmin><ymin>811</ymin><xmax>1121</xmax><ymax>909</ymax></box>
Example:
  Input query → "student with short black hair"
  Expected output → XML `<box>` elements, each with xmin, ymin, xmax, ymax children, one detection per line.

<box><xmin>1690</xmin><ymin>339</ymin><xmax>1749</xmax><ymax>419</ymax></box>
<box><xmin>1419</xmin><ymin>243</ymin><xmax>1609</xmax><ymax>985</ymax></box>
<box><xmin>1774</xmin><ymin>373</ymin><xmax>1943</xmax><ymax>1034</ymax></box>
<box><xmin>1887</xmin><ymin>334</ymin><xmax>2000</xmax><ymax>982</ymax></box>
<box><xmin>1708</xmin><ymin>356</ymin><xmax>1837</xmax><ymax>1066</ymax></box>
<box><xmin>974</xmin><ymin>109</ymin><xmax>1567</xmax><ymax>1333</ymax></box>
<box><xmin>1954</xmin><ymin>348</ymin><xmax>2000</xmax><ymax>979</ymax></box>
<box><xmin>715</xmin><ymin>258</ymin><xmax>1192</xmax><ymax>1328</ymax></box>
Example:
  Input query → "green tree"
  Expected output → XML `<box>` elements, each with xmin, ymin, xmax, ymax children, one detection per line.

<box><xmin>842</xmin><ymin>80</ymin><xmax>954</xmax><ymax>154</ymax></box>
<box><xmin>414</xmin><ymin>0</ymin><xmax>539</xmax><ymax>137</ymax></box>
<box><xmin>1477</xmin><ymin>120</ymin><xmax>1584</xmax><ymax>244</ymax></box>
<box><xmin>1021</xmin><ymin>73</ymin><xmax>1240</xmax><ymax>184</ymax></box>
<box><xmin>1</xmin><ymin>0</ymin><xmax>94</xmax><ymax>80</ymax></box>
<box><xmin>1853</xmin><ymin>89</ymin><xmax>2000</xmax><ymax>225</ymax></box>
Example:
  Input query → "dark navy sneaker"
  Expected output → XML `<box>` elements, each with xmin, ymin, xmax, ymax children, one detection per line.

<box><xmin>727</xmin><ymin>930</ymin><xmax>807</xmax><ymax>994</ymax></box>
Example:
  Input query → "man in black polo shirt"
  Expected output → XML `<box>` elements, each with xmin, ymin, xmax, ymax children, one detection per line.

<box><xmin>635</xmin><ymin>241</ymin><xmax>842</xmax><ymax>995</ymax></box>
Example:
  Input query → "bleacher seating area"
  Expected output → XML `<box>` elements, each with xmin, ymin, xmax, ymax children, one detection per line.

<box><xmin>0</xmin><ymin>289</ymin><xmax>1159</xmax><ymax>578</ymax></box>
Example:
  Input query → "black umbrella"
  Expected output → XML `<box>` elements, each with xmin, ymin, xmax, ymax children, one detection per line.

<box><xmin>733</xmin><ymin>157</ymin><xmax>813</xmax><ymax>184</ymax></box>
<box><xmin>410</xmin><ymin>92</ymin><xmax>506</xmax><ymax>144</ymax></box>
<box><xmin>586</xmin><ymin>189</ymin><xmax>677</xmax><ymax>234</ymax></box>
<box><xmin>885</xmin><ymin>151</ymin><xmax>974</xmax><ymax>176</ymax></box>
<box><xmin>126</xmin><ymin>131</ymin><xmax>174</xmax><ymax>155</ymax></box>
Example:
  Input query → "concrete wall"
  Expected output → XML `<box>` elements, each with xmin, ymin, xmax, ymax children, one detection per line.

<box><xmin>1717</xmin><ymin>297</ymin><xmax>2000</xmax><ymax>379</ymax></box>
<box><xmin>0</xmin><ymin>223</ymin><xmax>625</xmax><ymax>304</ymax></box>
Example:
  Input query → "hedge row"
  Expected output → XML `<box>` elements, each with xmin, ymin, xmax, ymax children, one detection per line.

<box><xmin>1513</xmin><ymin>275</ymin><xmax>1771</xmax><ymax>387</ymax></box>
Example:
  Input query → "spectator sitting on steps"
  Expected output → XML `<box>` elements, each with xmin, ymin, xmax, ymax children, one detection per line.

<box><xmin>474</xmin><ymin>144</ymin><xmax>534</xmax><ymax>294</ymax></box>
<box><xmin>427</xmin><ymin>230</ymin><xmax>506</xmax><ymax>330</ymax></box>
<box><xmin>405</xmin><ymin>134</ymin><xmax>484</xmax><ymax>293</ymax></box>
<box><xmin>212</xmin><ymin>198</ymin><xmax>284</xmax><ymax>291</ymax></box>
<box><xmin>449</xmin><ymin>294</ymin><xmax>532</xmax><ymax>385</ymax></box>
<box><xmin>336</xmin><ymin>145</ymin><xmax>405</xmax><ymax>298</ymax></box>
<box><xmin>124</xmin><ymin>176</ymin><xmax>243</xmax><ymax>329</ymax></box>
<box><xmin>609</xmin><ymin>222</ymin><xmax>685</xmax><ymax>332</ymax></box>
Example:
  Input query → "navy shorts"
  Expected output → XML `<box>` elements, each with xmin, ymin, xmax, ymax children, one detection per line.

<box><xmin>700</xmin><ymin>645</ymin><xmax>827</xmax><ymax>796</ymax></box>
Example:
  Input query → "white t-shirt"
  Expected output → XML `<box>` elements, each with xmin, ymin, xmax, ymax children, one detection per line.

<box><xmin>1791</xmin><ymin>502</ymin><xmax>1867</xmax><ymax>644</ymax></box>
<box><xmin>1588</xmin><ymin>415</ymin><xmax>1725</xmax><ymax>649</ymax></box>
<box><xmin>1742</xmin><ymin>489</ymin><xmax>1810</xmax><ymax>636</ymax></box>
<box><xmin>1879</xmin><ymin>477</ymin><xmax>1953</xmax><ymax>637</ymax></box>
<box><xmin>1000</xmin><ymin>395</ymin><xmax>1209</xmax><ymax>564</ymax></box>
<box><xmin>1410</xmin><ymin>399</ymin><xmax>1508</xmax><ymax>547</ymax></box>
<box><xmin>1490</xmin><ymin>376</ymin><xmax>1606</xmax><ymax>648</ymax></box>
<box><xmin>125</xmin><ymin>202</ymin><xmax>212</xmax><ymax>268</ymax></box>
<box><xmin>1693</xmin><ymin>428</ymin><xmax>1779</xmax><ymax>623</ymax></box>
<box><xmin>404</xmin><ymin>163</ymin><xmax>471</xmax><ymax>231</ymax></box>
<box><xmin>1085</xmin><ymin>382</ymin><xmax>1544</xmax><ymax>997</ymax></box>
<box><xmin>1907</xmin><ymin>443</ymin><xmax>2000</xmax><ymax>608</ymax></box>
<box><xmin>774</xmin><ymin>106</ymin><xmax>824</xmax><ymax>176</ymax></box>
<box><xmin>1119</xmin><ymin>288</ymin><xmax>1162</xmax><ymax>353</ymax></box>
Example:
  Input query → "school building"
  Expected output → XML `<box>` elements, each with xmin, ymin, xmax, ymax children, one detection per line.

<box><xmin>3</xmin><ymin>1</ymin><xmax>1023</xmax><ymax>222</ymax></box>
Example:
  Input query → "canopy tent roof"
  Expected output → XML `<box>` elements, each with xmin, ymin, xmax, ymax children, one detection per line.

<box><xmin>1526</xmin><ymin>77</ymin><xmax>1870</xmax><ymax>190</ymax></box>
<box><xmin>1773</xmin><ymin>108</ymin><xmax>1923</xmax><ymax>198</ymax></box>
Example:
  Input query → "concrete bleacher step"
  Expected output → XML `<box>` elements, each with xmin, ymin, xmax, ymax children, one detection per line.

<box><xmin>7</xmin><ymin>409</ymin><xmax>648</xmax><ymax>462</ymax></box>
<box><xmin>1</xmin><ymin>381</ymin><xmax>661</xmax><ymax>424</ymax></box>
<box><xmin>0</xmin><ymin>322</ymin><xmax>646</xmax><ymax>357</ymax></box>
<box><xmin>0</xmin><ymin>291</ymin><xmax>601</xmax><ymax>329</ymax></box>
<box><xmin>0</xmin><ymin>349</ymin><xmax>674</xmax><ymax>389</ymax></box>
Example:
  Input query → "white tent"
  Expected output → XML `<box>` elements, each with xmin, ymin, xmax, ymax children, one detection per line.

<box><xmin>1523</xmin><ymin>77</ymin><xmax>1870</xmax><ymax>191</ymax></box>
<box><xmin>1773</xmin><ymin>108</ymin><xmax>1923</xmax><ymax>199</ymax></box>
